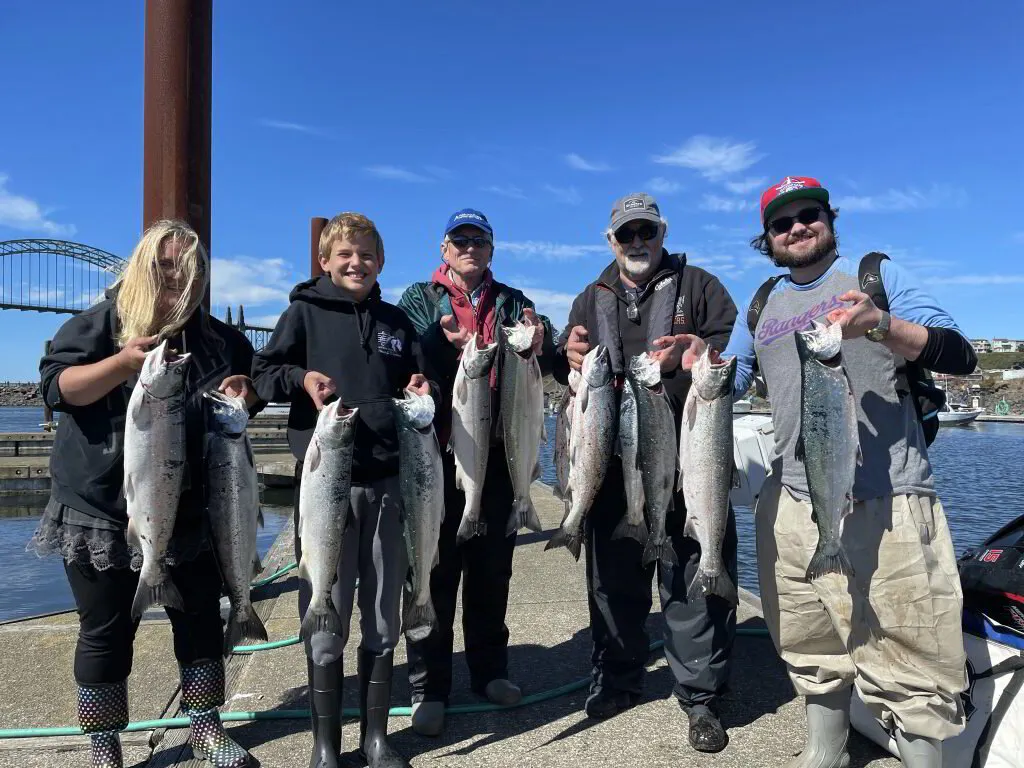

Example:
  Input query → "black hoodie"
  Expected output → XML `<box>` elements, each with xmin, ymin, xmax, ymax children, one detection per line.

<box><xmin>39</xmin><ymin>296</ymin><xmax>260</xmax><ymax>524</ymax></box>
<box><xmin>251</xmin><ymin>276</ymin><xmax>432</xmax><ymax>483</ymax></box>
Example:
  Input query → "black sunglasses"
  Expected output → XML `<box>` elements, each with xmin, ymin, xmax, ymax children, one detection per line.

<box><xmin>767</xmin><ymin>206</ymin><xmax>825</xmax><ymax>236</ymax></box>
<box><xmin>448</xmin><ymin>235</ymin><xmax>492</xmax><ymax>249</ymax></box>
<box><xmin>613</xmin><ymin>223</ymin><xmax>660</xmax><ymax>244</ymax></box>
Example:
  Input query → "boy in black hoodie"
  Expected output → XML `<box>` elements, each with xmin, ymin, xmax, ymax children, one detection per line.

<box><xmin>251</xmin><ymin>212</ymin><xmax>433</xmax><ymax>768</ymax></box>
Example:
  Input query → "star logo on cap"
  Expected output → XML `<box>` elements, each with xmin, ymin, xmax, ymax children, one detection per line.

<box><xmin>775</xmin><ymin>176</ymin><xmax>806</xmax><ymax>194</ymax></box>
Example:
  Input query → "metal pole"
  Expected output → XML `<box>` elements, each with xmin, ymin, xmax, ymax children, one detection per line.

<box><xmin>311</xmin><ymin>217</ymin><xmax>328</xmax><ymax>278</ymax></box>
<box><xmin>143</xmin><ymin>0</ymin><xmax>212</xmax><ymax>306</ymax></box>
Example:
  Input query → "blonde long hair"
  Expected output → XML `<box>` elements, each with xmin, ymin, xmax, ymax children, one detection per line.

<box><xmin>114</xmin><ymin>220</ymin><xmax>209</xmax><ymax>347</ymax></box>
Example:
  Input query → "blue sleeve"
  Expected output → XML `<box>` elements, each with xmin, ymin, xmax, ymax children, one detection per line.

<box><xmin>723</xmin><ymin>302</ymin><xmax>756</xmax><ymax>401</ymax></box>
<box><xmin>881</xmin><ymin>260</ymin><xmax>964</xmax><ymax>334</ymax></box>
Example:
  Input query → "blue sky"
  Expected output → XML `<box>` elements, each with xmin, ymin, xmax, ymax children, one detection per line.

<box><xmin>1</xmin><ymin>1</ymin><xmax>1022</xmax><ymax>381</ymax></box>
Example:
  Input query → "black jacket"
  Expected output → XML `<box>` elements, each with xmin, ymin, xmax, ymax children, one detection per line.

<box><xmin>251</xmin><ymin>276</ymin><xmax>433</xmax><ymax>482</ymax></box>
<box><xmin>554</xmin><ymin>251</ymin><xmax>738</xmax><ymax>431</ymax></box>
<box><xmin>40</xmin><ymin>298</ymin><xmax>259</xmax><ymax>525</ymax></box>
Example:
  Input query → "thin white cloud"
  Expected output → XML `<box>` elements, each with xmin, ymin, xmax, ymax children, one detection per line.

<box><xmin>211</xmin><ymin>257</ymin><xmax>297</xmax><ymax>307</ymax></box>
<box><xmin>652</xmin><ymin>136</ymin><xmax>763</xmax><ymax>180</ymax></box>
<box><xmin>646</xmin><ymin>177</ymin><xmax>683</xmax><ymax>195</ymax></box>
<box><xmin>498</xmin><ymin>240</ymin><xmax>607</xmax><ymax>261</ymax></box>
<box><xmin>834</xmin><ymin>184</ymin><xmax>967</xmax><ymax>213</ymax></box>
<box><xmin>365</xmin><ymin>165</ymin><xmax>432</xmax><ymax>183</ymax></box>
<box><xmin>381</xmin><ymin>284</ymin><xmax>409</xmax><ymax>302</ymax></box>
<box><xmin>481</xmin><ymin>184</ymin><xmax>527</xmax><ymax>200</ymax></box>
<box><xmin>544</xmin><ymin>184</ymin><xmax>582</xmax><ymax>205</ymax></box>
<box><xmin>926</xmin><ymin>274</ymin><xmax>1024</xmax><ymax>286</ymax></box>
<box><xmin>700</xmin><ymin>194</ymin><xmax>754</xmax><ymax>212</ymax></box>
<box><xmin>0</xmin><ymin>174</ymin><xmax>76</xmax><ymax>237</ymax></box>
<box><xmin>565</xmin><ymin>153</ymin><xmax>611</xmax><ymax>172</ymax></box>
<box><xmin>521</xmin><ymin>287</ymin><xmax>578</xmax><ymax>330</ymax></box>
<box><xmin>723</xmin><ymin>176</ymin><xmax>767</xmax><ymax>195</ymax></box>
<box><xmin>424</xmin><ymin>165</ymin><xmax>454</xmax><ymax>180</ymax></box>
<box><xmin>257</xmin><ymin>118</ymin><xmax>327</xmax><ymax>137</ymax></box>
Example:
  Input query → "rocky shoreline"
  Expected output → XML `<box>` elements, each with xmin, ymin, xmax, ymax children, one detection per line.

<box><xmin>0</xmin><ymin>383</ymin><xmax>43</xmax><ymax>407</ymax></box>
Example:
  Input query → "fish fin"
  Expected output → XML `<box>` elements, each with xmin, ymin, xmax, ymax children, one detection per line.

<box><xmin>660</xmin><ymin>542</ymin><xmax>679</xmax><ymax>567</ymax></box>
<box><xmin>545</xmin><ymin>527</ymin><xmax>582</xmax><ymax>561</ymax></box>
<box><xmin>676</xmin><ymin>464</ymin><xmax>685</xmax><ymax>493</ymax></box>
<box><xmin>126</xmin><ymin>515</ymin><xmax>140</xmax><ymax>549</ymax></box>
<box><xmin>612</xmin><ymin>517</ymin><xmax>649</xmax><ymax>544</ymax></box>
<box><xmin>687</xmin><ymin>569</ymin><xmax>738</xmax><ymax>606</ymax></box>
<box><xmin>251</xmin><ymin>555</ymin><xmax>263</xmax><ymax>579</ymax></box>
<box><xmin>257</xmin><ymin>508</ymin><xmax>265</xmax><ymax>528</ymax></box>
<box><xmin>455</xmin><ymin>374</ymin><xmax>467</xmax><ymax>403</ymax></box>
<box><xmin>306</xmin><ymin>437</ymin><xmax>322</xmax><ymax>473</ymax></box>
<box><xmin>579</xmin><ymin>384</ymin><xmax>589</xmax><ymax>413</ymax></box>
<box><xmin>297</xmin><ymin>557</ymin><xmax>309</xmax><ymax>584</ymax></box>
<box><xmin>403</xmin><ymin>599</ymin><xmax>437</xmax><ymax>642</ymax></box>
<box><xmin>684</xmin><ymin>393</ymin><xmax>698</xmax><ymax>430</ymax></box>
<box><xmin>641</xmin><ymin>538</ymin><xmax>661</xmax><ymax>567</ymax></box>
<box><xmin>431</xmin><ymin>544</ymin><xmax>441</xmax><ymax>570</ymax></box>
<box><xmin>124</xmin><ymin>473</ymin><xmax>135</xmax><ymax>504</ymax></box>
<box><xmin>224</xmin><ymin>608</ymin><xmax>270</xmax><ymax>655</ymax></box>
<box><xmin>805</xmin><ymin>543</ymin><xmax>855</xmax><ymax>581</ymax></box>
<box><xmin>456</xmin><ymin>515</ymin><xmax>487</xmax><ymax>544</ymax></box>
<box><xmin>855</xmin><ymin>442</ymin><xmax>864</xmax><ymax>468</ymax></box>
<box><xmin>131</xmin><ymin>571</ymin><xmax>184</xmax><ymax>619</ymax></box>
<box><xmin>300</xmin><ymin>599</ymin><xmax>344</xmax><ymax>642</ymax></box>
<box><xmin>128</xmin><ymin>392</ymin><xmax>151</xmax><ymax>430</ymax></box>
<box><xmin>794</xmin><ymin>434</ymin><xmax>805</xmax><ymax>462</ymax></box>
<box><xmin>522</xmin><ymin>498</ymin><xmax>543</xmax><ymax>533</ymax></box>
<box><xmin>683</xmin><ymin>516</ymin><xmax>697</xmax><ymax>540</ymax></box>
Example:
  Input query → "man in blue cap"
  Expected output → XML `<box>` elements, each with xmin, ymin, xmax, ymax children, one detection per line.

<box><xmin>398</xmin><ymin>208</ymin><xmax>556</xmax><ymax>736</ymax></box>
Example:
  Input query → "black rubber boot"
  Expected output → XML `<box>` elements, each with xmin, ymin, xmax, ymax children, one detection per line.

<box><xmin>78</xmin><ymin>681</ymin><xmax>129</xmax><ymax>768</ymax></box>
<box><xmin>180</xmin><ymin>658</ymin><xmax>258</xmax><ymax>767</ymax></box>
<box><xmin>307</xmin><ymin>657</ymin><xmax>342</xmax><ymax>768</ymax></box>
<box><xmin>681</xmin><ymin>701</ymin><xmax>728</xmax><ymax>754</ymax></box>
<box><xmin>358</xmin><ymin>648</ymin><xmax>411</xmax><ymax>768</ymax></box>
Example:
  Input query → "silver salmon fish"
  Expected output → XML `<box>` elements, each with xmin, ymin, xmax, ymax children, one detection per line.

<box><xmin>125</xmin><ymin>340</ymin><xmax>190</xmax><ymax>619</ymax></box>
<box><xmin>613</xmin><ymin>374</ymin><xmax>648</xmax><ymax>544</ymax></box>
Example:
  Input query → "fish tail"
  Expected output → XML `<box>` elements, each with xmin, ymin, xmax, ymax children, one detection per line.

<box><xmin>805</xmin><ymin>542</ymin><xmax>855</xmax><ymax>581</ymax></box>
<box><xmin>131</xmin><ymin>568</ymin><xmax>184</xmax><ymax>619</ymax></box>
<box><xmin>641</xmin><ymin>537</ymin><xmax>662</xmax><ymax>567</ymax></box>
<box><xmin>505</xmin><ymin>497</ymin><xmax>542</xmax><ymax>536</ymax></box>
<box><xmin>403</xmin><ymin>598</ymin><xmax>437</xmax><ymax>643</ymax></box>
<box><xmin>522</xmin><ymin>498</ymin><xmax>543</xmax><ymax>534</ymax></box>
<box><xmin>612</xmin><ymin>517</ymin><xmax>649</xmax><ymax>544</ymax></box>
<box><xmin>224</xmin><ymin>607</ymin><xmax>270</xmax><ymax>655</ymax></box>
<box><xmin>687</xmin><ymin>569</ymin><xmax>738</xmax><ymax>605</ymax></box>
<box><xmin>299</xmin><ymin>598</ymin><xmax>344</xmax><ymax>642</ymax></box>
<box><xmin>544</xmin><ymin>527</ymin><xmax>583</xmax><ymax>561</ymax></box>
<box><xmin>456</xmin><ymin>515</ymin><xmax>487</xmax><ymax>545</ymax></box>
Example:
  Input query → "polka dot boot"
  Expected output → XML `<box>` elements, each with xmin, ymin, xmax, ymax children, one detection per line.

<box><xmin>77</xmin><ymin>681</ymin><xmax>128</xmax><ymax>768</ymax></box>
<box><xmin>180</xmin><ymin>659</ymin><xmax>257</xmax><ymax>767</ymax></box>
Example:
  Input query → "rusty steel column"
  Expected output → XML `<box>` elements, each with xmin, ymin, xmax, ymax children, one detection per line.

<box><xmin>311</xmin><ymin>217</ymin><xmax>328</xmax><ymax>277</ymax></box>
<box><xmin>143</xmin><ymin>0</ymin><xmax>212</xmax><ymax>304</ymax></box>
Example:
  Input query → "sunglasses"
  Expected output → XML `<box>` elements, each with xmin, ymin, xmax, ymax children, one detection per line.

<box><xmin>613</xmin><ymin>223</ymin><xmax>660</xmax><ymax>244</ymax></box>
<box><xmin>767</xmin><ymin>206</ymin><xmax>825</xmax><ymax>236</ymax></box>
<box><xmin>447</xmin><ymin>235</ymin><xmax>492</xmax><ymax>249</ymax></box>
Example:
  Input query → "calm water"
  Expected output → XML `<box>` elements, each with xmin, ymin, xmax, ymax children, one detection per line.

<box><xmin>2</xmin><ymin>407</ymin><xmax>1023</xmax><ymax>620</ymax></box>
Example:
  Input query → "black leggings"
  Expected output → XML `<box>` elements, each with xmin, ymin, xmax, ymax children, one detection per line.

<box><xmin>64</xmin><ymin>549</ymin><xmax>225</xmax><ymax>685</ymax></box>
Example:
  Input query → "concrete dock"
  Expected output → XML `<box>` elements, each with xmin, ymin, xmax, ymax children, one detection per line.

<box><xmin>0</xmin><ymin>483</ymin><xmax>899</xmax><ymax>767</ymax></box>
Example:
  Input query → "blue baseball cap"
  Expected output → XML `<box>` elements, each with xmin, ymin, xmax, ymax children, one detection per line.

<box><xmin>444</xmin><ymin>208</ymin><xmax>493</xmax><ymax>238</ymax></box>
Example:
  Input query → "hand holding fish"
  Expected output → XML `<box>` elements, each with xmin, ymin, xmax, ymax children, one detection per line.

<box><xmin>303</xmin><ymin>371</ymin><xmax>337</xmax><ymax>411</ymax></box>
<box><xmin>406</xmin><ymin>373</ymin><xmax>431</xmax><ymax>397</ymax></box>
<box><xmin>117</xmin><ymin>335</ymin><xmax>159</xmax><ymax>373</ymax></box>
<box><xmin>677</xmin><ymin>334</ymin><xmax>710</xmax><ymax>372</ymax></box>
<box><xmin>522</xmin><ymin>307</ymin><xmax>545</xmax><ymax>353</ymax></box>
<box><xmin>650</xmin><ymin>334</ymin><xmax>690</xmax><ymax>372</ymax></box>
<box><xmin>827</xmin><ymin>290</ymin><xmax>884</xmax><ymax>339</ymax></box>
<box><xmin>565</xmin><ymin>325</ymin><xmax>590</xmax><ymax>372</ymax></box>
<box><xmin>218</xmin><ymin>374</ymin><xmax>258</xmax><ymax>407</ymax></box>
<box><xmin>440</xmin><ymin>314</ymin><xmax>471</xmax><ymax>351</ymax></box>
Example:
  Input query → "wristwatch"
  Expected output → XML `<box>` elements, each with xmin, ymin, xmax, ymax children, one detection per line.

<box><xmin>865</xmin><ymin>310</ymin><xmax>891</xmax><ymax>342</ymax></box>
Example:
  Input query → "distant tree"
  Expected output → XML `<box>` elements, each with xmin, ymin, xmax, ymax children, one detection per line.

<box><xmin>1017</xmin><ymin>343</ymin><xmax>1024</xmax><ymax>353</ymax></box>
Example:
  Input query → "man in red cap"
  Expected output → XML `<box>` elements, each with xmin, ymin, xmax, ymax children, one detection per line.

<box><xmin>685</xmin><ymin>176</ymin><xmax>977</xmax><ymax>767</ymax></box>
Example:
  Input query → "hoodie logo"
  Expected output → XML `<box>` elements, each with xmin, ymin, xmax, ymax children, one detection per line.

<box><xmin>672</xmin><ymin>294</ymin><xmax>687</xmax><ymax>328</ymax></box>
<box><xmin>377</xmin><ymin>330</ymin><xmax>403</xmax><ymax>357</ymax></box>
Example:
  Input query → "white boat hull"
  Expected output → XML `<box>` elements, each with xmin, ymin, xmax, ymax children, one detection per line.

<box><xmin>938</xmin><ymin>409</ymin><xmax>982</xmax><ymax>426</ymax></box>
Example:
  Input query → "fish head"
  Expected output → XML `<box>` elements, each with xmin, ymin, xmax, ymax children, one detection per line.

<box><xmin>628</xmin><ymin>352</ymin><xmax>662</xmax><ymax>389</ymax></box>
<box><xmin>581</xmin><ymin>345</ymin><xmax>612</xmax><ymax>389</ymax></box>
<box><xmin>392</xmin><ymin>391</ymin><xmax>436</xmax><ymax>432</ymax></box>
<box><xmin>502</xmin><ymin>321</ymin><xmax>537</xmax><ymax>356</ymax></box>
<box><xmin>692</xmin><ymin>347</ymin><xmax>737</xmax><ymax>401</ymax></box>
<box><xmin>315</xmin><ymin>400</ymin><xmax>359</xmax><ymax>447</ymax></box>
<box><xmin>203</xmin><ymin>389</ymin><xmax>249</xmax><ymax>434</ymax></box>
<box><xmin>794</xmin><ymin>319</ymin><xmax>843</xmax><ymax>365</ymax></box>
<box><xmin>138</xmin><ymin>340</ymin><xmax>191</xmax><ymax>399</ymax></box>
<box><xmin>461</xmin><ymin>333</ymin><xmax>498</xmax><ymax>379</ymax></box>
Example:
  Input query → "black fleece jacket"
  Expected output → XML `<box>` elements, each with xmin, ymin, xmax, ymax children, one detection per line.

<box><xmin>251</xmin><ymin>276</ymin><xmax>434</xmax><ymax>483</ymax></box>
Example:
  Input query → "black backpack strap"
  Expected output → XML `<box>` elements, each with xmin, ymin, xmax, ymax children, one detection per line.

<box><xmin>746</xmin><ymin>275</ymin><xmax>785</xmax><ymax>335</ymax></box>
<box><xmin>858</xmin><ymin>252</ymin><xmax>890</xmax><ymax>312</ymax></box>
